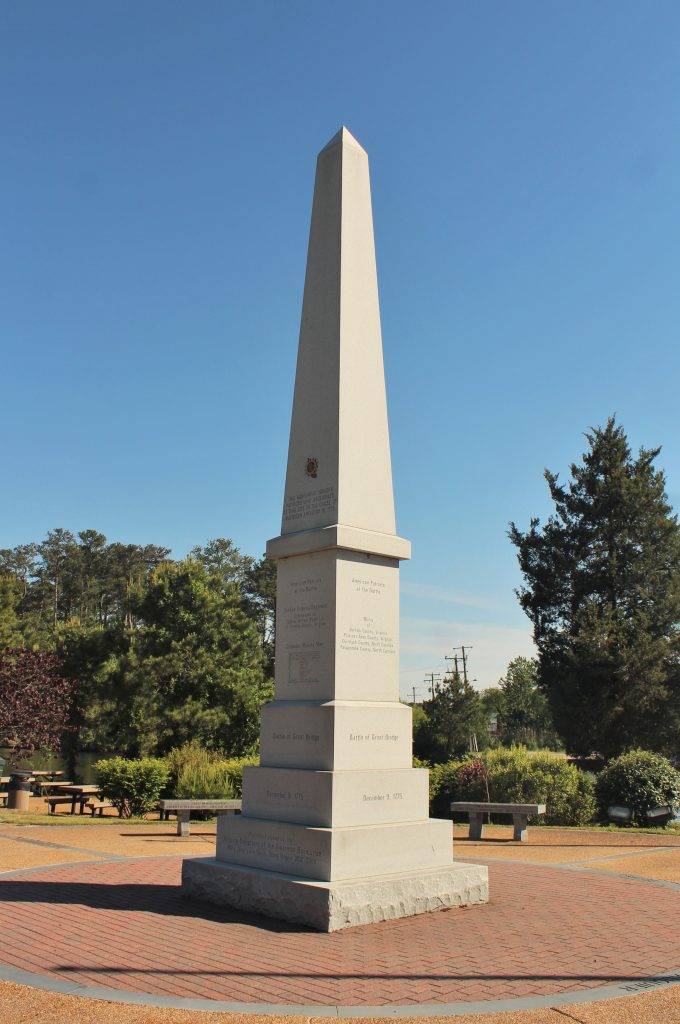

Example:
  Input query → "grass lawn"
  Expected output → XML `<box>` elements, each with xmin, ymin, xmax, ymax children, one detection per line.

<box><xmin>2</xmin><ymin>806</ymin><xmax>678</xmax><ymax>835</ymax></box>
<box><xmin>0</xmin><ymin>811</ymin><xmax>175</xmax><ymax>826</ymax></box>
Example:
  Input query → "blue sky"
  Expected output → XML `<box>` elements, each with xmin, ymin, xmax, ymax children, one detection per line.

<box><xmin>2</xmin><ymin>3</ymin><xmax>679</xmax><ymax>696</ymax></box>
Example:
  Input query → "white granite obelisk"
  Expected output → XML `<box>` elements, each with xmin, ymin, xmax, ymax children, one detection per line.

<box><xmin>182</xmin><ymin>127</ymin><xmax>489</xmax><ymax>931</ymax></box>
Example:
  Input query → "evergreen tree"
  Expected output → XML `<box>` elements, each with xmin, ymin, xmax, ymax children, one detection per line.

<box><xmin>115</xmin><ymin>559</ymin><xmax>272</xmax><ymax>756</ymax></box>
<box><xmin>243</xmin><ymin>555</ymin><xmax>277</xmax><ymax>677</ymax></box>
<box><xmin>0</xmin><ymin>573</ymin><xmax>22</xmax><ymax>648</ymax></box>
<box><xmin>415</xmin><ymin>672</ymin><xmax>488</xmax><ymax>762</ymax></box>
<box><xmin>510</xmin><ymin>419</ymin><xmax>680</xmax><ymax>758</ymax></box>
<box><xmin>497</xmin><ymin>657</ymin><xmax>558</xmax><ymax>748</ymax></box>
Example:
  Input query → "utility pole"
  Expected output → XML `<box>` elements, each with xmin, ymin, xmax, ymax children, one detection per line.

<box><xmin>444</xmin><ymin>654</ymin><xmax>458</xmax><ymax>678</ymax></box>
<box><xmin>423</xmin><ymin>672</ymin><xmax>441</xmax><ymax>698</ymax></box>
<box><xmin>446</xmin><ymin>645</ymin><xmax>473</xmax><ymax>685</ymax></box>
<box><xmin>412</xmin><ymin>686</ymin><xmax>416</xmax><ymax>705</ymax></box>
<box><xmin>461</xmin><ymin>644</ymin><xmax>471</xmax><ymax>686</ymax></box>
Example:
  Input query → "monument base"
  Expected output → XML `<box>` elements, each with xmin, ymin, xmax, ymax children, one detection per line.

<box><xmin>181</xmin><ymin>856</ymin><xmax>489</xmax><ymax>932</ymax></box>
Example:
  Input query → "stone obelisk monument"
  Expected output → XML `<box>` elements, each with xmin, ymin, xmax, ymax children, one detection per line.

<box><xmin>182</xmin><ymin>127</ymin><xmax>489</xmax><ymax>931</ymax></box>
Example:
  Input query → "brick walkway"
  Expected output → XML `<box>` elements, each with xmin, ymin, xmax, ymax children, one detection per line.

<box><xmin>0</xmin><ymin>855</ymin><xmax>678</xmax><ymax>1008</ymax></box>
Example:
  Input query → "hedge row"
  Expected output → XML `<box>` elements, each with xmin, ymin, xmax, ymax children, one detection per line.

<box><xmin>427</xmin><ymin>747</ymin><xmax>679</xmax><ymax>827</ymax></box>
<box><xmin>93</xmin><ymin>745</ymin><xmax>679</xmax><ymax>825</ymax></box>
<box><xmin>94</xmin><ymin>743</ymin><xmax>256</xmax><ymax>818</ymax></box>
<box><xmin>428</xmin><ymin>748</ymin><xmax>596</xmax><ymax>826</ymax></box>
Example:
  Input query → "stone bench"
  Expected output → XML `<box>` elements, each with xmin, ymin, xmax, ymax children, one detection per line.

<box><xmin>451</xmin><ymin>801</ymin><xmax>546</xmax><ymax>842</ymax></box>
<box><xmin>158</xmin><ymin>799</ymin><xmax>241</xmax><ymax>837</ymax></box>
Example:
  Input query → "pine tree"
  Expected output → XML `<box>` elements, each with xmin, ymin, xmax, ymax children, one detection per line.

<box><xmin>415</xmin><ymin>672</ymin><xmax>488</xmax><ymax>762</ymax></box>
<box><xmin>0</xmin><ymin>573</ymin><xmax>22</xmax><ymax>648</ymax></box>
<box><xmin>510</xmin><ymin>418</ymin><xmax>680</xmax><ymax>758</ymax></box>
<box><xmin>497</xmin><ymin>657</ymin><xmax>558</xmax><ymax>748</ymax></box>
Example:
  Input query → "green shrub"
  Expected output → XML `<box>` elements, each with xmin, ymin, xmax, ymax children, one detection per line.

<box><xmin>430</xmin><ymin>747</ymin><xmax>595</xmax><ymax>826</ymax></box>
<box><xmin>219</xmin><ymin>755</ymin><xmax>258</xmax><ymax>798</ymax></box>
<box><xmin>94</xmin><ymin>756</ymin><xmax>170</xmax><ymax>818</ymax></box>
<box><xmin>176</xmin><ymin>760</ymin><xmax>235</xmax><ymax>800</ymax></box>
<box><xmin>429</xmin><ymin>760</ymin><xmax>465</xmax><ymax>812</ymax></box>
<box><xmin>595</xmin><ymin>749</ymin><xmax>680</xmax><ymax>826</ymax></box>
<box><xmin>164</xmin><ymin>742</ymin><xmax>257</xmax><ymax>800</ymax></box>
<box><xmin>165</xmin><ymin>740</ymin><xmax>217</xmax><ymax>796</ymax></box>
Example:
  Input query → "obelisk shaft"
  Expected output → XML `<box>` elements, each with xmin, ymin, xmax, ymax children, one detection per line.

<box><xmin>282</xmin><ymin>127</ymin><xmax>396</xmax><ymax>538</ymax></box>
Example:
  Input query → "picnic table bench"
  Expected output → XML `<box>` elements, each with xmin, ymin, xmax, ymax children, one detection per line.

<box><xmin>46</xmin><ymin>785</ymin><xmax>101</xmax><ymax>815</ymax></box>
<box><xmin>85</xmin><ymin>798</ymin><xmax>116</xmax><ymax>817</ymax></box>
<box><xmin>451</xmin><ymin>801</ymin><xmax>546</xmax><ymax>842</ymax></box>
<box><xmin>46</xmin><ymin>795</ymin><xmax>79</xmax><ymax>814</ymax></box>
<box><xmin>158</xmin><ymin>799</ymin><xmax>241</xmax><ymax>837</ymax></box>
<box><xmin>30</xmin><ymin>770</ymin><xmax>65</xmax><ymax>794</ymax></box>
<box><xmin>42</xmin><ymin>781</ymin><xmax>74</xmax><ymax>794</ymax></box>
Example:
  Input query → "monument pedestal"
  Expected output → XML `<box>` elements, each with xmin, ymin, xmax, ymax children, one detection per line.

<box><xmin>182</xmin><ymin>857</ymin><xmax>489</xmax><ymax>932</ymax></box>
<box><xmin>181</xmin><ymin>126</ymin><xmax>488</xmax><ymax>931</ymax></box>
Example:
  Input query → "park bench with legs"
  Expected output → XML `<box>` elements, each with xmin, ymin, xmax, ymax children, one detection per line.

<box><xmin>85</xmin><ymin>798</ymin><xmax>116</xmax><ymax>817</ymax></box>
<box><xmin>158</xmin><ymin>798</ymin><xmax>241</xmax><ymax>836</ymax></box>
<box><xmin>46</xmin><ymin>795</ymin><xmax>79</xmax><ymax>814</ymax></box>
<box><xmin>452</xmin><ymin>801</ymin><xmax>546</xmax><ymax>842</ymax></box>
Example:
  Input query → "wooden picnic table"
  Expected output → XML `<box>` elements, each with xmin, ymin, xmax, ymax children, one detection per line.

<box><xmin>42</xmin><ymin>781</ymin><xmax>74</xmax><ymax>794</ymax></box>
<box><xmin>54</xmin><ymin>784</ymin><xmax>101</xmax><ymax>815</ymax></box>
<box><xmin>29</xmin><ymin>770</ymin><xmax>64</xmax><ymax>793</ymax></box>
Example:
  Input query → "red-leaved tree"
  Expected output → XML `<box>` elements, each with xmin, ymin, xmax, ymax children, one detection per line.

<box><xmin>0</xmin><ymin>649</ymin><xmax>75</xmax><ymax>768</ymax></box>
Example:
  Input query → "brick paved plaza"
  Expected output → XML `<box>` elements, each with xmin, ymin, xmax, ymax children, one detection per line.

<box><xmin>0</xmin><ymin>824</ymin><xmax>678</xmax><ymax>1020</ymax></box>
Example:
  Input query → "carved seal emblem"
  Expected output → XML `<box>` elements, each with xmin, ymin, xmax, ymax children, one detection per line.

<box><xmin>305</xmin><ymin>457</ymin><xmax>318</xmax><ymax>478</ymax></box>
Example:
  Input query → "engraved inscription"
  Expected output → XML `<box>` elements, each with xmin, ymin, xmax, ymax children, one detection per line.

<box><xmin>222</xmin><ymin>833</ymin><xmax>322</xmax><ymax>869</ymax></box>
<box><xmin>283</xmin><ymin>486</ymin><xmax>337</xmax><ymax>524</ymax></box>
<box><xmin>351</xmin><ymin>576</ymin><xmax>386</xmax><ymax>596</ymax></box>
<box><xmin>362</xmin><ymin>792</ymin><xmax>404</xmax><ymax>802</ymax></box>
<box><xmin>338</xmin><ymin>574</ymin><xmax>396</xmax><ymax>656</ymax></box>
<box><xmin>285</xmin><ymin>606</ymin><xmax>328</xmax><ymax>630</ymax></box>
<box><xmin>266</xmin><ymin>788</ymin><xmax>305</xmax><ymax>805</ymax></box>
<box><xmin>349</xmin><ymin>732</ymin><xmax>400</xmax><ymax>742</ymax></box>
<box><xmin>288</xmin><ymin>650</ymin><xmax>321</xmax><ymax>685</ymax></box>
<box><xmin>339</xmin><ymin>618</ymin><xmax>395</xmax><ymax>655</ymax></box>
<box><xmin>271</xmin><ymin>730</ymin><xmax>320</xmax><ymax>743</ymax></box>
<box><xmin>290</xmin><ymin>575</ymin><xmax>323</xmax><ymax>597</ymax></box>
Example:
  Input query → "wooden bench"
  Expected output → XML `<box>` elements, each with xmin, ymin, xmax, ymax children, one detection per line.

<box><xmin>85</xmin><ymin>799</ymin><xmax>116</xmax><ymax>818</ymax></box>
<box><xmin>451</xmin><ymin>801</ymin><xmax>546</xmax><ymax>842</ymax></box>
<box><xmin>43</xmin><ymin>781</ymin><xmax>73</xmax><ymax>794</ymax></box>
<box><xmin>46</xmin><ymin>796</ymin><xmax>78</xmax><ymax>814</ymax></box>
<box><xmin>158</xmin><ymin>799</ymin><xmax>241</xmax><ymax>837</ymax></box>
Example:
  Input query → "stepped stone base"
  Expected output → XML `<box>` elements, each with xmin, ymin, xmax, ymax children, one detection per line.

<box><xmin>181</xmin><ymin>856</ymin><xmax>489</xmax><ymax>932</ymax></box>
<box><xmin>216</xmin><ymin>814</ymin><xmax>452</xmax><ymax>880</ymax></box>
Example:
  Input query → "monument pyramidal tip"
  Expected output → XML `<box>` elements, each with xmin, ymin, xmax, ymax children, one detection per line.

<box><xmin>182</xmin><ymin>126</ymin><xmax>489</xmax><ymax>931</ymax></box>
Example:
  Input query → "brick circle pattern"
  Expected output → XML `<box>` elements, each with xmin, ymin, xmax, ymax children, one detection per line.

<box><xmin>0</xmin><ymin>856</ymin><xmax>678</xmax><ymax>1008</ymax></box>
